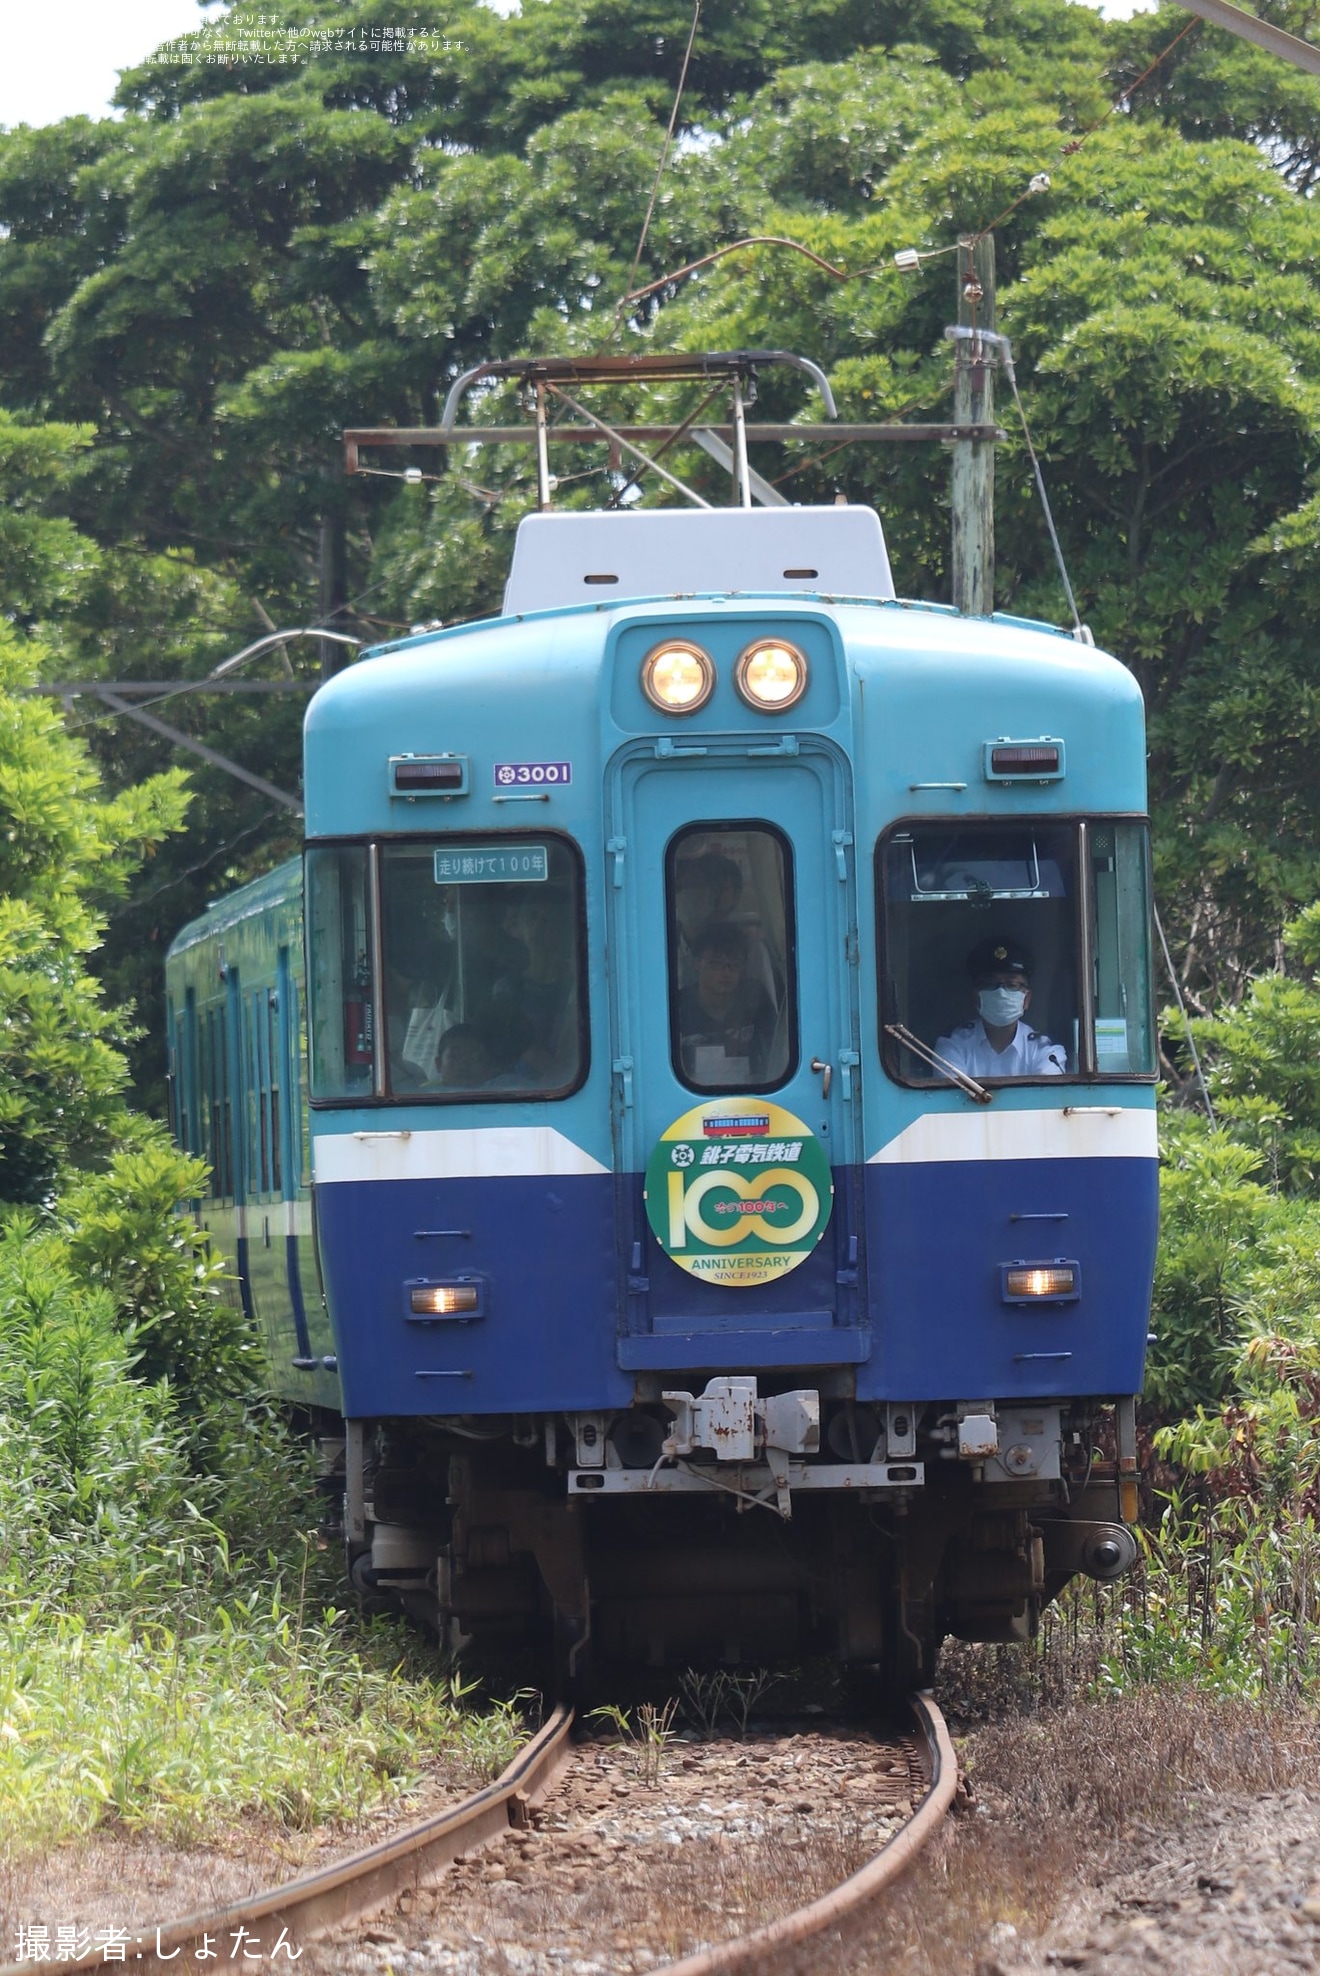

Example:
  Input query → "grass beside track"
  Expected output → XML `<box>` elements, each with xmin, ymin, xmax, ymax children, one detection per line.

<box><xmin>0</xmin><ymin>1598</ymin><xmax>523</xmax><ymax>1851</ymax></box>
<box><xmin>0</xmin><ymin>1200</ymin><xmax>524</xmax><ymax>1855</ymax></box>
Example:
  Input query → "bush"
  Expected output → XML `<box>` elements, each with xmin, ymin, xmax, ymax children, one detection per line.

<box><xmin>0</xmin><ymin>1196</ymin><xmax>516</xmax><ymax>1849</ymax></box>
<box><xmin>0</xmin><ymin>1215</ymin><xmax>212</xmax><ymax>1621</ymax></box>
<box><xmin>0</xmin><ymin>626</ymin><xmax>187</xmax><ymax>1204</ymax></box>
<box><xmin>59</xmin><ymin>1128</ymin><xmax>259</xmax><ymax>1409</ymax></box>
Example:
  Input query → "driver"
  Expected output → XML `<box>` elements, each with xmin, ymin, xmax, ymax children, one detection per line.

<box><xmin>934</xmin><ymin>937</ymin><xmax>1067</xmax><ymax>1078</ymax></box>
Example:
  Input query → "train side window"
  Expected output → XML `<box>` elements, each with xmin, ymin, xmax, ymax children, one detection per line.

<box><xmin>207</xmin><ymin>1008</ymin><xmax>223</xmax><ymax>1197</ymax></box>
<box><xmin>183</xmin><ymin>989</ymin><xmax>199</xmax><ymax>1159</ymax></box>
<box><xmin>666</xmin><ymin>824</ymin><xmax>795</xmax><ymax>1092</ymax></box>
<box><xmin>220</xmin><ymin>1008</ymin><xmax>234</xmax><ymax>1197</ymax></box>
<box><xmin>306</xmin><ymin>846</ymin><xmax>376</xmax><ymax>1101</ymax></box>
<box><xmin>266</xmin><ymin>990</ymin><xmax>282</xmax><ymax>1194</ymax></box>
<box><xmin>879</xmin><ymin>823</ymin><xmax>1080</xmax><ymax>1084</ymax></box>
<box><xmin>247</xmin><ymin>992</ymin><xmax>266</xmax><ymax>1196</ymax></box>
<box><xmin>378</xmin><ymin>836</ymin><xmax>587</xmax><ymax>1101</ymax></box>
<box><xmin>1088</xmin><ymin>821</ymin><xmax>1156</xmax><ymax>1075</ymax></box>
<box><xmin>293</xmin><ymin>982</ymin><xmax>311</xmax><ymax>1183</ymax></box>
<box><xmin>166</xmin><ymin>1003</ymin><xmax>182</xmax><ymax>1145</ymax></box>
<box><xmin>198</xmin><ymin>1010</ymin><xmax>213</xmax><ymax>1185</ymax></box>
<box><xmin>209</xmin><ymin>1005</ymin><xmax>233</xmax><ymax>1199</ymax></box>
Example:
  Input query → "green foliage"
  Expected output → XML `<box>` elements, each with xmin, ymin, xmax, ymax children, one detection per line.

<box><xmin>1186</xmin><ymin>976</ymin><xmax>1320</xmax><ymax>1192</ymax></box>
<box><xmin>1151</xmin><ymin>1115</ymin><xmax>1267</xmax><ymax>1412</ymax></box>
<box><xmin>0</xmin><ymin>625</ymin><xmax>187</xmax><ymax>1199</ymax></box>
<box><xmin>0</xmin><ymin>1601</ymin><xmax>522</xmax><ymax>1848</ymax></box>
<box><xmin>1150</xmin><ymin>1098</ymin><xmax>1320</xmax><ymax>1413</ymax></box>
<box><xmin>0</xmin><ymin>411</ymin><xmax>101</xmax><ymax>625</ymax></box>
<box><xmin>0</xmin><ymin>1180</ymin><xmax>518</xmax><ymax>1848</ymax></box>
<box><xmin>0</xmin><ymin>1217</ymin><xmax>208</xmax><ymax>1618</ymax></box>
<box><xmin>1095</xmin><ymin>1495</ymin><xmax>1320</xmax><ymax>1699</ymax></box>
<box><xmin>59</xmin><ymin>1129</ymin><xmax>258</xmax><ymax>1408</ymax></box>
<box><xmin>1144</xmin><ymin>899</ymin><xmax>1320</xmax><ymax>1715</ymax></box>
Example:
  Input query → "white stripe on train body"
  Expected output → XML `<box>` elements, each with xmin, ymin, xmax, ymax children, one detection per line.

<box><xmin>868</xmin><ymin>1106</ymin><xmax>1157</xmax><ymax>1166</ymax></box>
<box><xmin>311</xmin><ymin>1125</ymin><xmax>609</xmax><ymax>1186</ymax></box>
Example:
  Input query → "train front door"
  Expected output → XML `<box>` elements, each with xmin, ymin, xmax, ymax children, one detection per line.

<box><xmin>606</xmin><ymin>738</ymin><xmax>868</xmax><ymax>1373</ymax></box>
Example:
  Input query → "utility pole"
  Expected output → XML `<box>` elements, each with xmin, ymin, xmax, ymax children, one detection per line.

<box><xmin>950</xmin><ymin>233</ymin><xmax>997</xmax><ymax>616</ymax></box>
<box><xmin>318</xmin><ymin>516</ymin><xmax>348</xmax><ymax>679</ymax></box>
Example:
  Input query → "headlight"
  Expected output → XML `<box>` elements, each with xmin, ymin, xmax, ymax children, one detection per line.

<box><xmin>410</xmin><ymin>1284</ymin><xmax>480</xmax><ymax>1315</ymax></box>
<box><xmin>640</xmin><ymin>640</ymin><xmax>715</xmax><ymax>714</ymax></box>
<box><xmin>734</xmin><ymin>639</ymin><xmax>808</xmax><ymax>712</ymax></box>
<box><xmin>1004</xmin><ymin>1265</ymin><xmax>1077</xmax><ymax>1300</ymax></box>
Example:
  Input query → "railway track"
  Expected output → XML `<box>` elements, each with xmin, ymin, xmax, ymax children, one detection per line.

<box><xmin>0</xmin><ymin>1696</ymin><xmax>955</xmax><ymax>1975</ymax></box>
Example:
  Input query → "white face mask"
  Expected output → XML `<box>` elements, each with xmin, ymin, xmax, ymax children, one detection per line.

<box><xmin>978</xmin><ymin>986</ymin><xmax>1027</xmax><ymax>1028</ymax></box>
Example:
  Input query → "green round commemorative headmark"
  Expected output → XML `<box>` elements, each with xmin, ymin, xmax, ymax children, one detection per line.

<box><xmin>643</xmin><ymin>1099</ymin><xmax>834</xmax><ymax>1288</ymax></box>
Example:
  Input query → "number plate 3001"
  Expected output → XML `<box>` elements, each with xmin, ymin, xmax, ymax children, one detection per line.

<box><xmin>494</xmin><ymin>761</ymin><xmax>572</xmax><ymax>787</ymax></box>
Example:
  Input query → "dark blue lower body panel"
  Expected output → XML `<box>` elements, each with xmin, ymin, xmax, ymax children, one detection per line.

<box><xmin>317</xmin><ymin>1172</ymin><xmax>632</xmax><ymax>1416</ymax></box>
<box><xmin>317</xmin><ymin>1154</ymin><xmax>1156</xmax><ymax>1416</ymax></box>
<box><xmin>859</xmin><ymin>1156</ymin><xmax>1157</xmax><ymax>1401</ymax></box>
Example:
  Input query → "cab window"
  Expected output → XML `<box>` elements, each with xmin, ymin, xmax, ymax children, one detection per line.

<box><xmin>878</xmin><ymin>819</ymin><xmax>1155</xmax><ymax>1084</ymax></box>
<box><xmin>880</xmin><ymin>823</ymin><xmax>1080</xmax><ymax>1083</ymax></box>
<box><xmin>1089</xmin><ymin>821</ymin><xmax>1156</xmax><ymax>1074</ymax></box>
<box><xmin>667</xmin><ymin>823</ymin><xmax>795</xmax><ymax>1091</ymax></box>
<box><xmin>379</xmin><ymin>837</ymin><xmax>586</xmax><ymax>1100</ymax></box>
<box><xmin>306</xmin><ymin>845</ymin><xmax>375</xmax><ymax>1101</ymax></box>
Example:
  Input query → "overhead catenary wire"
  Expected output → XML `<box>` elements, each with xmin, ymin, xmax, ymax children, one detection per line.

<box><xmin>61</xmin><ymin>625</ymin><xmax>363</xmax><ymax>737</ymax></box>
<box><xmin>997</xmin><ymin>341</ymin><xmax>1084</xmax><ymax>634</ymax></box>
<box><xmin>969</xmin><ymin>14</ymin><xmax>1203</xmax><ymax>245</ymax></box>
<box><xmin>620</xmin><ymin>234</ymin><xmax>957</xmax><ymax>316</ymax></box>
<box><xmin>113</xmin><ymin>806</ymin><xmax>286</xmax><ymax>915</ymax></box>
<box><xmin>613</xmin><ymin>10</ymin><xmax>1205</xmax><ymax>320</ymax></box>
<box><xmin>617</xmin><ymin>0</ymin><xmax>703</xmax><ymax>326</ymax></box>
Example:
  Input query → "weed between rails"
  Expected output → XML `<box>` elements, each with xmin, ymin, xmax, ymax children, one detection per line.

<box><xmin>587</xmin><ymin>1699</ymin><xmax>681</xmax><ymax>1785</ymax></box>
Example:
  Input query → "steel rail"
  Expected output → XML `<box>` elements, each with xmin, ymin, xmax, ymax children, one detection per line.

<box><xmin>646</xmin><ymin>1692</ymin><xmax>957</xmax><ymax>1976</ymax></box>
<box><xmin>0</xmin><ymin>1705</ymin><xmax>575</xmax><ymax>1976</ymax></box>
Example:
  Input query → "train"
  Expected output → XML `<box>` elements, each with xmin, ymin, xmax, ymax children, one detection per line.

<box><xmin>165</xmin><ymin>351</ymin><xmax>1158</xmax><ymax>1689</ymax></box>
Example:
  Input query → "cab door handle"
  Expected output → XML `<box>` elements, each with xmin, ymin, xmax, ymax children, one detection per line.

<box><xmin>810</xmin><ymin>1057</ymin><xmax>833</xmax><ymax>1099</ymax></box>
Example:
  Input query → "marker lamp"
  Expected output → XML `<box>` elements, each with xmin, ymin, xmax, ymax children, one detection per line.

<box><xmin>983</xmin><ymin>737</ymin><xmax>1065</xmax><ymax>782</ymax></box>
<box><xmin>390</xmin><ymin>754</ymin><xmax>468</xmax><ymax>798</ymax></box>
<box><xmin>410</xmin><ymin>1285</ymin><xmax>480</xmax><ymax>1316</ymax></box>
<box><xmin>990</xmin><ymin>744</ymin><xmax>1060</xmax><ymax>776</ymax></box>
<box><xmin>734</xmin><ymin>639</ymin><xmax>808</xmax><ymax>712</ymax></box>
<box><xmin>640</xmin><ymin>641</ymin><xmax>714</xmax><ymax>714</ymax></box>
<box><xmin>1004</xmin><ymin>1265</ymin><xmax>1077</xmax><ymax>1300</ymax></box>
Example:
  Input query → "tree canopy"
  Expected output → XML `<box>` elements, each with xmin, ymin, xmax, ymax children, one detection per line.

<box><xmin>3</xmin><ymin>0</ymin><xmax>1320</xmax><ymax>1095</ymax></box>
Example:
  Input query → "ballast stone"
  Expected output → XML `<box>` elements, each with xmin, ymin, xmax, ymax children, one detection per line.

<box><xmin>502</xmin><ymin>504</ymin><xmax>896</xmax><ymax>614</ymax></box>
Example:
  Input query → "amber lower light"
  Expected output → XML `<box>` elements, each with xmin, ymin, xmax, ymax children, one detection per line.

<box><xmin>410</xmin><ymin>1285</ymin><xmax>479</xmax><ymax>1315</ymax></box>
<box><xmin>1005</xmin><ymin>1265</ymin><xmax>1076</xmax><ymax>1298</ymax></box>
<box><xmin>640</xmin><ymin>640</ymin><xmax>715</xmax><ymax>713</ymax></box>
<box><xmin>734</xmin><ymin>639</ymin><xmax>808</xmax><ymax>711</ymax></box>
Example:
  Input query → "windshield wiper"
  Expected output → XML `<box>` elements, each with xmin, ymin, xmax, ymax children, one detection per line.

<box><xmin>885</xmin><ymin>1024</ymin><xmax>993</xmax><ymax>1104</ymax></box>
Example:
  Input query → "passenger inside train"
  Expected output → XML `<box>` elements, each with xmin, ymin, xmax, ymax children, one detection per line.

<box><xmin>350</xmin><ymin>837</ymin><xmax>588</xmax><ymax>1097</ymax></box>
<box><xmin>676</xmin><ymin>921</ymin><xmax>779</xmax><ymax>1087</ymax></box>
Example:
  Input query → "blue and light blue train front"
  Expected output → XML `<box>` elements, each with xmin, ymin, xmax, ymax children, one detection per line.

<box><xmin>303</xmin><ymin>505</ymin><xmax>1156</xmax><ymax>1673</ymax></box>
